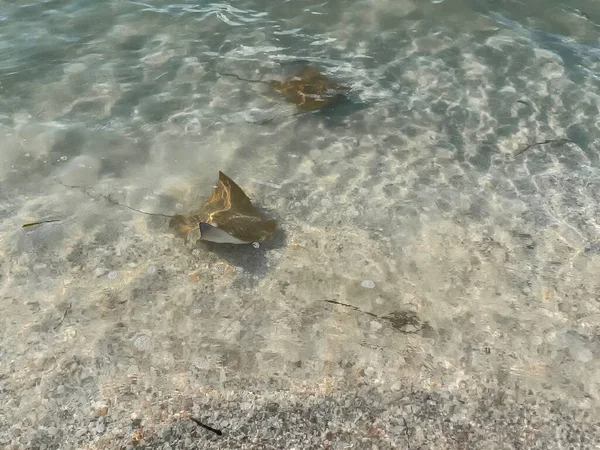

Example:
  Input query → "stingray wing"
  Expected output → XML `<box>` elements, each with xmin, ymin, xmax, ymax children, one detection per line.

<box><xmin>201</xmin><ymin>171</ymin><xmax>277</xmax><ymax>241</ymax></box>
<box><xmin>200</xmin><ymin>171</ymin><xmax>258</xmax><ymax>218</ymax></box>
<box><xmin>209</xmin><ymin>210</ymin><xmax>277</xmax><ymax>242</ymax></box>
<box><xmin>298</xmin><ymin>66</ymin><xmax>327</xmax><ymax>83</ymax></box>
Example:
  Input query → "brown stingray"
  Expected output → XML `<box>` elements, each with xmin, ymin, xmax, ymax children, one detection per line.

<box><xmin>269</xmin><ymin>66</ymin><xmax>350</xmax><ymax>112</ymax></box>
<box><xmin>169</xmin><ymin>171</ymin><xmax>277</xmax><ymax>244</ymax></box>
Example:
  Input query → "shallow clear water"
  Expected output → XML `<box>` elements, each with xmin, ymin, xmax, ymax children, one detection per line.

<box><xmin>1</xmin><ymin>0</ymin><xmax>600</xmax><ymax>448</ymax></box>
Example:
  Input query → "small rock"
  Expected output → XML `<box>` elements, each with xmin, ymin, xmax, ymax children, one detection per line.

<box><xmin>95</xmin><ymin>406</ymin><xmax>108</xmax><ymax>417</ymax></box>
<box><xmin>56</xmin><ymin>385</ymin><xmax>65</xmax><ymax>395</ymax></box>
<box><xmin>364</xmin><ymin>367</ymin><xmax>376</xmax><ymax>377</ymax></box>
<box><xmin>94</xmin><ymin>268</ymin><xmax>108</xmax><ymax>277</ymax></box>
<box><xmin>75</xmin><ymin>428</ymin><xmax>87</xmax><ymax>438</ymax></box>
<box><xmin>370</xmin><ymin>321</ymin><xmax>383</xmax><ymax>331</ymax></box>
<box><xmin>404</xmin><ymin>324</ymin><xmax>418</xmax><ymax>333</ymax></box>
<box><xmin>131</xmin><ymin>412</ymin><xmax>142</xmax><ymax>425</ymax></box>
<box><xmin>96</xmin><ymin>422</ymin><xmax>105</xmax><ymax>434</ymax></box>
<box><xmin>361</xmin><ymin>280</ymin><xmax>375</xmax><ymax>289</ymax></box>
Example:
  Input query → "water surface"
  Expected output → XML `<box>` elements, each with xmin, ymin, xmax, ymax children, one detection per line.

<box><xmin>1</xmin><ymin>0</ymin><xmax>600</xmax><ymax>448</ymax></box>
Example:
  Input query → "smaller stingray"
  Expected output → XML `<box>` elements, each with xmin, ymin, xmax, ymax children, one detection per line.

<box><xmin>269</xmin><ymin>66</ymin><xmax>351</xmax><ymax>112</ymax></box>
<box><xmin>169</xmin><ymin>171</ymin><xmax>277</xmax><ymax>245</ymax></box>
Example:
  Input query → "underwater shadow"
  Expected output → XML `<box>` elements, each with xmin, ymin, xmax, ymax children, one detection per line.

<box><xmin>252</xmin><ymin>95</ymin><xmax>371</xmax><ymax>129</ymax></box>
<box><xmin>196</xmin><ymin>218</ymin><xmax>287</xmax><ymax>279</ymax></box>
<box><xmin>299</xmin><ymin>95</ymin><xmax>372</xmax><ymax>127</ymax></box>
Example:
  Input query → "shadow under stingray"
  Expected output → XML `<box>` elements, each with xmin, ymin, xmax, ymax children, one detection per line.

<box><xmin>197</xmin><ymin>220</ymin><xmax>287</xmax><ymax>279</ymax></box>
<box><xmin>249</xmin><ymin>94</ymin><xmax>371</xmax><ymax>128</ymax></box>
<box><xmin>292</xmin><ymin>95</ymin><xmax>372</xmax><ymax>127</ymax></box>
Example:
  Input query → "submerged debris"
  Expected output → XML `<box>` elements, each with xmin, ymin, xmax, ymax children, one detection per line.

<box><xmin>190</xmin><ymin>417</ymin><xmax>223</xmax><ymax>436</ymax></box>
<box><xmin>324</xmin><ymin>300</ymin><xmax>424</xmax><ymax>334</ymax></box>
<box><xmin>513</xmin><ymin>138</ymin><xmax>574</xmax><ymax>157</ymax></box>
<box><xmin>22</xmin><ymin>219</ymin><xmax>61</xmax><ymax>228</ymax></box>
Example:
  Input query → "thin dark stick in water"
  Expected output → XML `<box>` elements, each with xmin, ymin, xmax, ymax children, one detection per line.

<box><xmin>190</xmin><ymin>417</ymin><xmax>223</xmax><ymax>436</ymax></box>
<box><xmin>204</xmin><ymin>67</ymin><xmax>270</xmax><ymax>85</ymax></box>
<box><xmin>54</xmin><ymin>303</ymin><xmax>72</xmax><ymax>330</ymax></box>
<box><xmin>324</xmin><ymin>299</ymin><xmax>379</xmax><ymax>319</ymax></box>
<box><xmin>22</xmin><ymin>219</ymin><xmax>61</xmax><ymax>228</ymax></box>
<box><xmin>514</xmin><ymin>138</ymin><xmax>573</xmax><ymax>157</ymax></box>
<box><xmin>403</xmin><ymin>417</ymin><xmax>412</xmax><ymax>449</ymax></box>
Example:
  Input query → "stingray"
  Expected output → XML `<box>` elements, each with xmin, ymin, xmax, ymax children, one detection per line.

<box><xmin>269</xmin><ymin>66</ymin><xmax>351</xmax><ymax>112</ymax></box>
<box><xmin>209</xmin><ymin>65</ymin><xmax>351</xmax><ymax>114</ymax></box>
<box><xmin>168</xmin><ymin>171</ymin><xmax>277</xmax><ymax>244</ymax></box>
<box><xmin>22</xmin><ymin>172</ymin><xmax>277</xmax><ymax>246</ymax></box>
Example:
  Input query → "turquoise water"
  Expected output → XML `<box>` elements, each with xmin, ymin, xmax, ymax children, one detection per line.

<box><xmin>1</xmin><ymin>0</ymin><xmax>600</xmax><ymax>448</ymax></box>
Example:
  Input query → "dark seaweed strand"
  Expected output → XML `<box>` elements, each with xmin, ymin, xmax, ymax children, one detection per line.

<box><xmin>324</xmin><ymin>299</ymin><xmax>380</xmax><ymax>319</ymax></box>
<box><xmin>514</xmin><ymin>138</ymin><xmax>574</xmax><ymax>157</ymax></box>
<box><xmin>204</xmin><ymin>66</ymin><xmax>270</xmax><ymax>85</ymax></box>
<box><xmin>190</xmin><ymin>417</ymin><xmax>223</xmax><ymax>436</ymax></box>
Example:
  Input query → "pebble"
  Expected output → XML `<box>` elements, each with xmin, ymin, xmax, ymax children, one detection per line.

<box><xmin>361</xmin><ymin>280</ymin><xmax>376</xmax><ymax>289</ymax></box>
<box><xmin>133</xmin><ymin>335</ymin><xmax>151</xmax><ymax>351</ymax></box>
<box><xmin>364</xmin><ymin>367</ymin><xmax>376</xmax><ymax>378</ymax></box>
<box><xmin>95</xmin><ymin>406</ymin><xmax>108</xmax><ymax>417</ymax></box>
<box><xmin>107</xmin><ymin>271</ymin><xmax>118</xmax><ymax>279</ymax></box>
<box><xmin>131</xmin><ymin>412</ymin><xmax>142</xmax><ymax>424</ymax></box>
<box><xmin>252</xmin><ymin>242</ymin><xmax>260</xmax><ymax>249</ymax></box>
<box><xmin>94</xmin><ymin>268</ymin><xmax>108</xmax><ymax>277</ymax></box>
<box><xmin>95</xmin><ymin>422</ymin><xmax>105</xmax><ymax>434</ymax></box>
<box><xmin>370</xmin><ymin>321</ymin><xmax>383</xmax><ymax>331</ymax></box>
<box><xmin>56</xmin><ymin>385</ymin><xmax>65</xmax><ymax>395</ymax></box>
<box><xmin>75</xmin><ymin>429</ymin><xmax>87</xmax><ymax>438</ymax></box>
